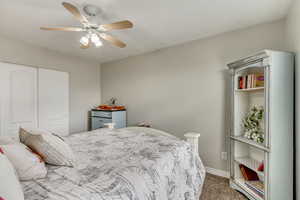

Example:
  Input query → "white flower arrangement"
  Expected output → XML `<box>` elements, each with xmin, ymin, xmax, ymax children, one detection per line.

<box><xmin>242</xmin><ymin>105</ymin><xmax>264</xmax><ymax>144</ymax></box>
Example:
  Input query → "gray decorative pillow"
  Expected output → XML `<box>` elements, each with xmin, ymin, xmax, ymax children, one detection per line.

<box><xmin>20</xmin><ymin>127</ymin><xmax>75</xmax><ymax>167</ymax></box>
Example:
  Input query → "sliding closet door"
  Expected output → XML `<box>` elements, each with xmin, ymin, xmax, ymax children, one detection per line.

<box><xmin>38</xmin><ymin>69</ymin><xmax>69</xmax><ymax>136</ymax></box>
<box><xmin>0</xmin><ymin>62</ymin><xmax>37</xmax><ymax>139</ymax></box>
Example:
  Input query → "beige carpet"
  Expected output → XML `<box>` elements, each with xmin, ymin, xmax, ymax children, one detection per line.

<box><xmin>200</xmin><ymin>174</ymin><xmax>247</xmax><ymax>200</ymax></box>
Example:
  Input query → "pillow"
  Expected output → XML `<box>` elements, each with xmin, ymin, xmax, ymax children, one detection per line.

<box><xmin>0</xmin><ymin>136</ymin><xmax>17</xmax><ymax>145</ymax></box>
<box><xmin>20</xmin><ymin>128</ymin><xmax>75</xmax><ymax>167</ymax></box>
<box><xmin>0</xmin><ymin>143</ymin><xmax>47</xmax><ymax>181</ymax></box>
<box><xmin>0</xmin><ymin>148</ymin><xmax>24</xmax><ymax>200</ymax></box>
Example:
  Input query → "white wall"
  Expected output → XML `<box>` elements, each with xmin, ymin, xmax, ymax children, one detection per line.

<box><xmin>101</xmin><ymin>20</ymin><xmax>286</xmax><ymax>171</ymax></box>
<box><xmin>0</xmin><ymin>35</ymin><xmax>101</xmax><ymax>134</ymax></box>
<box><xmin>286</xmin><ymin>1</ymin><xmax>300</xmax><ymax>199</ymax></box>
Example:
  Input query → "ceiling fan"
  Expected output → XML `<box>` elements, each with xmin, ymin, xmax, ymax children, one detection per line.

<box><xmin>40</xmin><ymin>2</ymin><xmax>133</xmax><ymax>49</ymax></box>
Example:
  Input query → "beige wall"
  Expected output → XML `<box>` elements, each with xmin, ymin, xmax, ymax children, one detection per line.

<box><xmin>101</xmin><ymin>20</ymin><xmax>286</xmax><ymax>171</ymax></box>
<box><xmin>286</xmin><ymin>1</ymin><xmax>300</xmax><ymax>199</ymax></box>
<box><xmin>0</xmin><ymin>35</ymin><xmax>101</xmax><ymax>134</ymax></box>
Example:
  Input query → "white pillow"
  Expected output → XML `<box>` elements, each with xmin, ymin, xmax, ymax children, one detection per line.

<box><xmin>20</xmin><ymin>128</ymin><xmax>75</xmax><ymax>167</ymax></box>
<box><xmin>0</xmin><ymin>143</ymin><xmax>47</xmax><ymax>181</ymax></box>
<box><xmin>0</xmin><ymin>148</ymin><xmax>24</xmax><ymax>200</ymax></box>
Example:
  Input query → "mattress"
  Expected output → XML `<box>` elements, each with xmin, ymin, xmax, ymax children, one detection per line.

<box><xmin>22</xmin><ymin>127</ymin><xmax>206</xmax><ymax>200</ymax></box>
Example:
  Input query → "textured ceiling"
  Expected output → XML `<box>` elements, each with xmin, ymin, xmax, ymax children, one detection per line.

<box><xmin>0</xmin><ymin>0</ymin><xmax>293</xmax><ymax>63</ymax></box>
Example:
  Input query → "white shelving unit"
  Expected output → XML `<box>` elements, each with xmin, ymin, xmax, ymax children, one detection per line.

<box><xmin>228</xmin><ymin>50</ymin><xmax>294</xmax><ymax>200</ymax></box>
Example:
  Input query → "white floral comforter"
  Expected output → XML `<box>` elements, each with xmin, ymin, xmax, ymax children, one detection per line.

<box><xmin>22</xmin><ymin>127</ymin><xmax>206</xmax><ymax>200</ymax></box>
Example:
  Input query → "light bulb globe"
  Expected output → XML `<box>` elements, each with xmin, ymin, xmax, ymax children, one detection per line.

<box><xmin>95</xmin><ymin>40</ymin><xmax>103</xmax><ymax>47</ymax></box>
<box><xmin>91</xmin><ymin>33</ymin><xmax>100</xmax><ymax>43</ymax></box>
<box><xmin>80</xmin><ymin>36</ymin><xmax>89</xmax><ymax>46</ymax></box>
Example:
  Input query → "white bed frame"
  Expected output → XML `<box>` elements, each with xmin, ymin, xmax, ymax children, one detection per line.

<box><xmin>184</xmin><ymin>132</ymin><xmax>200</xmax><ymax>156</ymax></box>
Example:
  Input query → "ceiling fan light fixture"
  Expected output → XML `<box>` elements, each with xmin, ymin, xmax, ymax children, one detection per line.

<box><xmin>40</xmin><ymin>2</ymin><xmax>132</xmax><ymax>49</ymax></box>
<box><xmin>91</xmin><ymin>33</ymin><xmax>100</xmax><ymax>43</ymax></box>
<box><xmin>94</xmin><ymin>40</ymin><xmax>103</xmax><ymax>48</ymax></box>
<box><xmin>80</xmin><ymin>35</ymin><xmax>89</xmax><ymax>46</ymax></box>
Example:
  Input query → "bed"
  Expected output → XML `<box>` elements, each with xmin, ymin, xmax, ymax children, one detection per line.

<box><xmin>22</xmin><ymin>127</ymin><xmax>206</xmax><ymax>200</ymax></box>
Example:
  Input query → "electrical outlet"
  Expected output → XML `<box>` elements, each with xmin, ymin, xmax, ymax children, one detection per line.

<box><xmin>221</xmin><ymin>152</ymin><xmax>227</xmax><ymax>160</ymax></box>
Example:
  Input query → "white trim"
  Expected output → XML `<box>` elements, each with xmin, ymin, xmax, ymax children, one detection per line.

<box><xmin>205</xmin><ymin>167</ymin><xmax>230</xmax><ymax>178</ymax></box>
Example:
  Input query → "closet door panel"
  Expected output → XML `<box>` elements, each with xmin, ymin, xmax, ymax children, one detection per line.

<box><xmin>11</xmin><ymin>71</ymin><xmax>36</xmax><ymax>122</ymax></box>
<box><xmin>0</xmin><ymin>63</ymin><xmax>37</xmax><ymax>139</ymax></box>
<box><xmin>38</xmin><ymin>69</ymin><xmax>69</xmax><ymax>136</ymax></box>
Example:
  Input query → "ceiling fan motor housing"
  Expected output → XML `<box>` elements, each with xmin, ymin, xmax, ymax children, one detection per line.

<box><xmin>82</xmin><ymin>4</ymin><xmax>101</xmax><ymax>17</ymax></box>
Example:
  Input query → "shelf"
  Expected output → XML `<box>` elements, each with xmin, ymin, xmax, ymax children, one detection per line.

<box><xmin>230</xmin><ymin>136</ymin><xmax>269</xmax><ymax>152</ymax></box>
<box><xmin>235</xmin><ymin>87</ymin><xmax>264</xmax><ymax>92</ymax></box>
<box><xmin>235</xmin><ymin>157</ymin><xmax>264</xmax><ymax>177</ymax></box>
<box><xmin>234</xmin><ymin>178</ymin><xmax>264</xmax><ymax>200</ymax></box>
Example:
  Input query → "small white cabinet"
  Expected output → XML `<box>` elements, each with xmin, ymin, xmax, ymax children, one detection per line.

<box><xmin>90</xmin><ymin>110</ymin><xmax>126</xmax><ymax>130</ymax></box>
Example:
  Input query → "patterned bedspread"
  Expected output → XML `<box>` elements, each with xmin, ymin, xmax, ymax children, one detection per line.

<box><xmin>22</xmin><ymin>127</ymin><xmax>206</xmax><ymax>200</ymax></box>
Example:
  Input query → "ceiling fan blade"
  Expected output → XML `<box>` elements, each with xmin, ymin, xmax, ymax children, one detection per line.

<box><xmin>99</xmin><ymin>33</ymin><xmax>126</xmax><ymax>48</ymax></box>
<box><xmin>62</xmin><ymin>2</ymin><xmax>88</xmax><ymax>24</ymax></box>
<box><xmin>40</xmin><ymin>27</ymin><xmax>83</xmax><ymax>32</ymax></box>
<box><xmin>99</xmin><ymin>20</ymin><xmax>133</xmax><ymax>31</ymax></box>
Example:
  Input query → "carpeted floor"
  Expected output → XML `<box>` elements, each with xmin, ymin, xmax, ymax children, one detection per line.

<box><xmin>200</xmin><ymin>174</ymin><xmax>247</xmax><ymax>200</ymax></box>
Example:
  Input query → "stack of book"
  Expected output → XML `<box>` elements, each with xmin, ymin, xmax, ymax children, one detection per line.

<box><xmin>238</xmin><ymin>73</ymin><xmax>264</xmax><ymax>89</ymax></box>
<box><xmin>245</xmin><ymin>181</ymin><xmax>264</xmax><ymax>198</ymax></box>
<box><xmin>239</xmin><ymin>164</ymin><xmax>264</xmax><ymax>198</ymax></box>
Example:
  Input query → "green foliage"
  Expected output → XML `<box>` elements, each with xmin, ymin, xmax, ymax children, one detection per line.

<box><xmin>242</xmin><ymin>105</ymin><xmax>264</xmax><ymax>144</ymax></box>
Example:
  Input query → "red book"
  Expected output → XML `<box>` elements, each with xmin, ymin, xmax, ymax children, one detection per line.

<box><xmin>238</xmin><ymin>77</ymin><xmax>243</xmax><ymax>89</ymax></box>
<box><xmin>257</xmin><ymin>162</ymin><xmax>264</xmax><ymax>172</ymax></box>
<box><xmin>239</xmin><ymin>164</ymin><xmax>259</xmax><ymax>181</ymax></box>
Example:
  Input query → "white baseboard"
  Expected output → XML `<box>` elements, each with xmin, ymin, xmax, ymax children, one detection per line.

<box><xmin>205</xmin><ymin>167</ymin><xmax>230</xmax><ymax>178</ymax></box>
